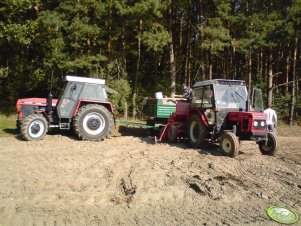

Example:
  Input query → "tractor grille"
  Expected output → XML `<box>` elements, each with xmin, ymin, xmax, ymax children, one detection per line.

<box><xmin>242</xmin><ymin>119</ymin><xmax>249</xmax><ymax>131</ymax></box>
<box><xmin>253</xmin><ymin>120</ymin><xmax>266</xmax><ymax>130</ymax></box>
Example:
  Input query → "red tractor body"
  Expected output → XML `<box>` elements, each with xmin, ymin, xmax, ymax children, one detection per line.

<box><xmin>159</xmin><ymin>79</ymin><xmax>277</xmax><ymax>157</ymax></box>
<box><xmin>16</xmin><ymin>75</ymin><xmax>114</xmax><ymax>141</ymax></box>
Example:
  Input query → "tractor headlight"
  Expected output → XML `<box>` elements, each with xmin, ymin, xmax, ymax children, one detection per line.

<box><xmin>260</xmin><ymin>121</ymin><xmax>265</xmax><ymax>127</ymax></box>
<box><xmin>253</xmin><ymin>121</ymin><xmax>259</xmax><ymax>127</ymax></box>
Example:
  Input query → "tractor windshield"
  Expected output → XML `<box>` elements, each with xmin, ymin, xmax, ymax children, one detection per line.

<box><xmin>214</xmin><ymin>84</ymin><xmax>247</xmax><ymax>110</ymax></box>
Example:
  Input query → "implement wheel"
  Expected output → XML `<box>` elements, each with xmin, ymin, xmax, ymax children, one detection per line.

<box><xmin>258</xmin><ymin>132</ymin><xmax>277</xmax><ymax>156</ymax></box>
<box><xmin>219</xmin><ymin>132</ymin><xmax>239</xmax><ymax>157</ymax></box>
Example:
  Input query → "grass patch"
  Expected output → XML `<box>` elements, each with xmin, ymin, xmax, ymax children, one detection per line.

<box><xmin>0</xmin><ymin>114</ymin><xmax>17</xmax><ymax>137</ymax></box>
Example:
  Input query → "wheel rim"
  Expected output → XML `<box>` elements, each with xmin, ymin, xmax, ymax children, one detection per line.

<box><xmin>28</xmin><ymin>120</ymin><xmax>45</xmax><ymax>138</ymax></box>
<box><xmin>83</xmin><ymin>112</ymin><xmax>105</xmax><ymax>135</ymax></box>
<box><xmin>221</xmin><ymin>136</ymin><xmax>233</xmax><ymax>153</ymax></box>
<box><xmin>190</xmin><ymin>121</ymin><xmax>199</xmax><ymax>143</ymax></box>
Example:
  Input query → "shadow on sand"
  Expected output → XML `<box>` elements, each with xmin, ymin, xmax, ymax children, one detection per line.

<box><xmin>117</xmin><ymin>125</ymin><xmax>226</xmax><ymax>157</ymax></box>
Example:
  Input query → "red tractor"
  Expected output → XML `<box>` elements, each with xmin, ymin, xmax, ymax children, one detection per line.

<box><xmin>16</xmin><ymin>75</ymin><xmax>114</xmax><ymax>141</ymax></box>
<box><xmin>158</xmin><ymin>79</ymin><xmax>277</xmax><ymax>157</ymax></box>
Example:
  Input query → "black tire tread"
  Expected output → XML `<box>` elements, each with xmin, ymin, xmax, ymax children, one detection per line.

<box><xmin>20</xmin><ymin>114</ymin><xmax>48</xmax><ymax>141</ymax></box>
<box><xmin>219</xmin><ymin>132</ymin><xmax>239</xmax><ymax>157</ymax></box>
<box><xmin>73</xmin><ymin>104</ymin><xmax>113</xmax><ymax>141</ymax></box>
<box><xmin>188</xmin><ymin>114</ymin><xmax>209</xmax><ymax>149</ymax></box>
<box><xmin>258</xmin><ymin>132</ymin><xmax>277</xmax><ymax>156</ymax></box>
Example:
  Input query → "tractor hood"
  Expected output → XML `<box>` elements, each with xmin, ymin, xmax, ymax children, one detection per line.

<box><xmin>16</xmin><ymin>98</ymin><xmax>58</xmax><ymax>111</ymax></box>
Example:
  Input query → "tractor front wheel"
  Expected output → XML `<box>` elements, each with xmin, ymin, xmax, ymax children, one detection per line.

<box><xmin>188</xmin><ymin>114</ymin><xmax>209</xmax><ymax>148</ymax></box>
<box><xmin>219</xmin><ymin>132</ymin><xmax>239</xmax><ymax>157</ymax></box>
<box><xmin>258</xmin><ymin>132</ymin><xmax>277</xmax><ymax>156</ymax></box>
<box><xmin>21</xmin><ymin>114</ymin><xmax>48</xmax><ymax>141</ymax></box>
<box><xmin>73</xmin><ymin>104</ymin><xmax>113</xmax><ymax>141</ymax></box>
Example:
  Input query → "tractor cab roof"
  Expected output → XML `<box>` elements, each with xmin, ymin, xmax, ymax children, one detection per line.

<box><xmin>65</xmin><ymin>75</ymin><xmax>105</xmax><ymax>85</ymax></box>
<box><xmin>193</xmin><ymin>79</ymin><xmax>245</xmax><ymax>88</ymax></box>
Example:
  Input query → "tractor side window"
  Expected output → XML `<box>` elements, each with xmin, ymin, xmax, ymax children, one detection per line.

<box><xmin>81</xmin><ymin>84</ymin><xmax>106</xmax><ymax>101</ymax></box>
<box><xmin>191</xmin><ymin>87</ymin><xmax>203</xmax><ymax>108</ymax></box>
<box><xmin>202</xmin><ymin>86</ymin><xmax>213</xmax><ymax>108</ymax></box>
<box><xmin>58</xmin><ymin>82</ymin><xmax>83</xmax><ymax>118</ymax></box>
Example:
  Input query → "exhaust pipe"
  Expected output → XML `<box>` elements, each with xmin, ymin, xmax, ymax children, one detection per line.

<box><xmin>47</xmin><ymin>92</ymin><xmax>53</xmax><ymax>112</ymax></box>
<box><xmin>246</xmin><ymin>99</ymin><xmax>250</xmax><ymax>112</ymax></box>
<box><xmin>47</xmin><ymin>71</ymin><xmax>54</xmax><ymax>113</ymax></box>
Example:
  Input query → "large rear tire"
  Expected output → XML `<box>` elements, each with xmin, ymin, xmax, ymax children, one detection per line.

<box><xmin>258</xmin><ymin>132</ymin><xmax>277</xmax><ymax>156</ymax></box>
<box><xmin>188</xmin><ymin>114</ymin><xmax>209</xmax><ymax>148</ymax></box>
<box><xmin>73</xmin><ymin>104</ymin><xmax>113</xmax><ymax>141</ymax></box>
<box><xmin>219</xmin><ymin>132</ymin><xmax>239</xmax><ymax>157</ymax></box>
<box><xmin>21</xmin><ymin>114</ymin><xmax>48</xmax><ymax>141</ymax></box>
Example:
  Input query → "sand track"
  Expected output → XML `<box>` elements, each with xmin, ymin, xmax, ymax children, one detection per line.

<box><xmin>0</xmin><ymin>132</ymin><xmax>300</xmax><ymax>225</ymax></box>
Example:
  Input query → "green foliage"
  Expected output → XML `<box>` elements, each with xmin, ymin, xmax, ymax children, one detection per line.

<box><xmin>273</xmin><ymin>93</ymin><xmax>291</xmax><ymax>121</ymax></box>
<box><xmin>108</xmin><ymin>79</ymin><xmax>131</xmax><ymax>116</ymax></box>
<box><xmin>0</xmin><ymin>0</ymin><xmax>300</xmax><ymax>123</ymax></box>
<box><xmin>201</xmin><ymin>18</ymin><xmax>231</xmax><ymax>54</ymax></box>
<box><xmin>141</xmin><ymin>23</ymin><xmax>169</xmax><ymax>52</ymax></box>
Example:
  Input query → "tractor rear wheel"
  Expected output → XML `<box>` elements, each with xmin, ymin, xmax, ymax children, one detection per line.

<box><xmin>21</xmin><ymin>114</ymin><xmax>48</xmax><ymax>141</ymax></box>
<box><xmin>73</xmin><ymin>104</ymin><xmax>113</xmax><ymax>141</ymax></box>
<box><xmin>258</xmin><ymin>132</ymin><xmax>277</xmax><ymax>156</ymax></box>
<box><xmin>188</xmin><ymin>114</ymin><xmax>209</xmax><ymax>148</ymax></box>
<box><xmin>219</xmin><ymin>132</ymin><xmax>239</xmax><ymax>157</ymax></box>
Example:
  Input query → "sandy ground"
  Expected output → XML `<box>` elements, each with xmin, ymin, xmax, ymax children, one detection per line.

<box><xmin>0</xmin><ymin>127</ymin><xmax>300</xmax><ymax>226</ymax></box>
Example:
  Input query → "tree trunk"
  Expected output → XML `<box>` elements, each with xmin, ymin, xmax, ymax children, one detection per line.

<box><xmin>267</xmin><ymin>49</ymin><xmax>273</xmax><ymax>108</ymax></box>
<box><xmin>289</xmin><ymin>37</ymin><xmax>298</xmax><ymax>126</ymax></box>
<box><xmin>108</xmin><ymin>4</ymin><xmax>112</xmax><ymax>55</ymax></box>
<box><xmin>259</xmin><ymin>48</ymin><xmax>263</xmax><ymax>80</ymax></box>
<box><xmin>168</xmin><ymin>2</ymin><xmax>176</xmax><ymax>97</ymax></box>
<box><xmin>123</xmin><ymin>99</ymin><xmax>128</xmax><ymax>120</ymax></box>
<box><xmin>208</xmin><ymin>52</ymin><xmax>212</xmax><ymax>80</ymax></box>
<box><xmin>132</xmin><ymin>19</ymin><xmax>142</xmax><ymax>119</ymax></box>
<box><xmin>285</xmin><ymin>42</ymin><xmax>290</xmax><ymax>93</ymax></box>
<box><xmin>188</xmin><ymin>41</ymin><xmax>192</xmax><ymax>86</ymax></box>
<box><xmin>197</xmin><ymin>0</ymin><xmax>204</xmax><ymax>81</ymax></box>
<box><xmin>233</xmin><ymin>46</ymin><xmax>236</xmax><ymax>79</ymax></box>
<box><xmin>185</xmin><ymin>24</ymin><xmax>190</xmax><ymax>85</ymax></box>
<box><xmin>247</xmin><ymin>51</ymin><xmax>252</xmax><ymax>94</ymax></box>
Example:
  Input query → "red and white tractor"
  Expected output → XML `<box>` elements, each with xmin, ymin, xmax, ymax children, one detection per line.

<box><xmin>158</xmin><ymin>79</ymin><xmax>277</xmax><ymax>157</ymax></box>
<box><xmin>16</xmin><ymin>75</ymin><xmax>114</xmax><ymax>141</ymax></box>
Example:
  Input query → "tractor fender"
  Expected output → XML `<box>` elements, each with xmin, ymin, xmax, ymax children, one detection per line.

<box><xmin>187</xmin><ymin>109</ymin><xmax>209</xmax><ymax>127</ymax></box>
<box><xmin>73</xmin><ymin>99</ymin><xmax>114</xmax><ymax>117</ymax></box>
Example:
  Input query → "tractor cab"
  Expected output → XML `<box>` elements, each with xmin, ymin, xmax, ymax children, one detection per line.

<box><xmin>192</xmin><ymin>80</ymin><xmax>248</xmax><ymax>126</ymax></box>
<box><xmin>55</xmin><ymin>76</ymin><xmax>110</xmax><ymax>128</ymax></box>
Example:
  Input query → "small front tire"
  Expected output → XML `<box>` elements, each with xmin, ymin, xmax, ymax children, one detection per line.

<box><xmin>258</xmin><ymin>132</ymin><xmax>277</xmax><ymax>156</ymax></box>
<box><xmin>219</xmin><ymin>132</ymin><xmax>239</xmax><ymax>157</ymax></box>
<box><xmin>21</xmin><ymin>114</ymin><xmax>48</xmax><ymax>141</ymax></box>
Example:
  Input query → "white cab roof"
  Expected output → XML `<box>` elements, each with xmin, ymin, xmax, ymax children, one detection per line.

<box><xmin>65</xmin><ymin>75</ymin><xmax>105</xmax><ymax>85</ymax></box>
